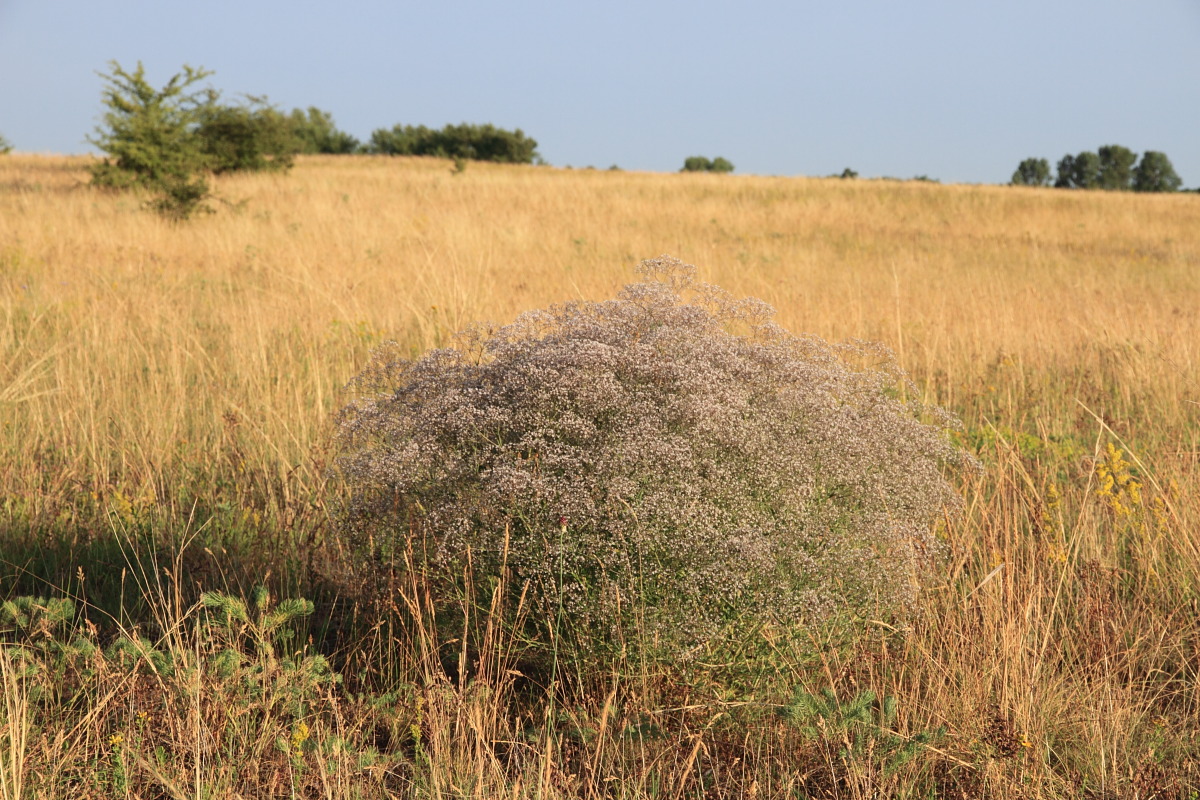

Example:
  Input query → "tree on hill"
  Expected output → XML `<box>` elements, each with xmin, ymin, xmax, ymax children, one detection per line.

<box><xmin>366</xmin><ymin>122</ymin><xmax>538</xmax><ymax>163</ymax></box>
<box><xmin>89</xmin><ymin>60</ymin><xmax>216</xmax><ymax>218</ymax></box>
<box><xmin>1133</xmin><ymin>151</ymin><xmax>1183</xmax><ymax>193</ymax></box>
<box><xmin>0</xmin><ymin>133</ymin><xmax>11</xmax><ymax>154</ymax></box>
<box><xmin>89</xmin><ymin>61</ymin><xmax>213</xmax><ymax>193</ymax></box>
<box><xmin>287</xmin><ymin>107</ymin><xmax>360</xmax><ymax>154</ymax></box>
<box><xmin>681</xmin><ymin>156</ymin><xmax>735</xmax><ymax>173</ymax></box>
<box><xmin>1055</xmin><ymin>151</ymin><xmax>1101</xmax><ymax>189</ymax></box>
<box><xmin>1030</xmin><ymin>146</ymin><xmax>1182</xmax><ymax>193</ymax></box>
<box><xmin>90</xmin><ymin>60</ymin><xmax>312</xmax><ymax>219</ymax></box>
<box><xmin>195</xmin><ymin>95</ymin><xmax>296</xmax><ymax>174</ymax></box>
<box><xmin>1097</xmin><ymin>144</ymin><xmax>1137</xmax><ymax>190</ymax></box>
<box><xmin>1011</xmin><ymin>157</ymin><xmax>1050</xmax><ymax>186</ymax></box>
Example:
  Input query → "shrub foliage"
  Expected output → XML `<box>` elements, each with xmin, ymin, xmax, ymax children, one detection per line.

<box><xmin>286</xmin><ymin>107</ymin><xmax>361</xmax><ymax>154</ymax></box>
<box><xmin>335</xmin><ymin>257</ymin><xmax>974</xmax><ymax>668</ymax></box>
<box><xmin>88</xmin><ymin>61</ymin><xmax>215</xmax><ymax>217</ymax></box>
<box><xmin>89</xmin><ymin>61</ymin><xmax>308</xmax><ymax>219</ymax></box>
<box><xmin>366</xmin><ymin>122</ymin><xmax>538</xmax><ymax>163</ymax></box>
<box><xmin>682</xmin><ymin>155</ymin><xmax>735</xmax><ymax>173</ymax></box>
<box><xmin>195</xmin><ymin>96</ymin><xmax>297</xmax><ymax>174</ymax></box>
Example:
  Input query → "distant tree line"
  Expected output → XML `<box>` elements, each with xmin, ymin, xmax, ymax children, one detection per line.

<box><xmin>0</xmin><ymin>133</ymin><xmax>11</xmax><ymax>155</ymax></box>
<box><xmin>1012</xmin><ymin>146</ymin><xmax>1182</xmax><ymax>192</ymax></box>
<box><xmin>366</xmin><ymin>123</ymin><xmax>538</xmax><ymax>163</ymax></box>
<box><xmin>88</xmin><ymin>61</ymin><xmax>542</xmax><ymax>219</ymax></box>
<box><xmin>681</xmin><ymin>156</ymin><xmax>734</xmax><ymax>173</ymax></box>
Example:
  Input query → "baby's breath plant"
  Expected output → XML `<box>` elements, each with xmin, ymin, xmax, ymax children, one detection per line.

<box><xmin>334</xmin><ymin>256</ymin><xmax>975</xmax><ymax>669</ymax></box>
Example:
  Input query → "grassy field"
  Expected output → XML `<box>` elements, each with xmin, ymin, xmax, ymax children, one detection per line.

<box><xmin>1</xmin><ymin>153</ymin><xmax>1198</xmax><ymax>798</ymax></box>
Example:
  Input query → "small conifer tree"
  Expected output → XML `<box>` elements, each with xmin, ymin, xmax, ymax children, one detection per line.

<box><xmin>89</xmin><ymin>61</ymin><xmax>214</xmax><ymax>218</ymax></box>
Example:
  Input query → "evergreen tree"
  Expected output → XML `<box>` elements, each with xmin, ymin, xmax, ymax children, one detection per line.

<box><xmin>88</xmin><ymin>60</ymin><xmax>212</xmax><ymax>196</ymax></box>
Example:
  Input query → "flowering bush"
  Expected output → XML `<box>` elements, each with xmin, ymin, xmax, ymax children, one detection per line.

<box><xmin>335</xmin><ymin>257</ymin><xmax>975</xmax><ymax>667</ymax></box>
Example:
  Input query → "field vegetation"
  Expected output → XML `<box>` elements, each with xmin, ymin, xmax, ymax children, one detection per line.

<box><xmin>1</xmin><ymin>153</ymin><xmax>1198</xmax><ymax>798</ymax></box>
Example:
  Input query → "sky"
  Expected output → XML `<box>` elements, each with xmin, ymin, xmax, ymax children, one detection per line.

<box><xmin>2</xmin><ymin>0</ymin><xmax>1198</xmax><ymax>185</ymax></box>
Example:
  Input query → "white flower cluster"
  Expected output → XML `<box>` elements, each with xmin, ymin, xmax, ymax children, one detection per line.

<box><xmin>336</xmin><ymin>256</ymin><xmax>976</xmax><ymax>661</ymax></box>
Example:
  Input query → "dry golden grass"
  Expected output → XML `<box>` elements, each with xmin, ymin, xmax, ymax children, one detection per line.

<box><xmin>1</xmin><ymin>153</ymin><xmax>1198</xmax><ymax>798</ymax></box>
<box><xmin>3</xmin><ymin>155</ymin><xmax>1197</xmax><ymax>507</ymax></box>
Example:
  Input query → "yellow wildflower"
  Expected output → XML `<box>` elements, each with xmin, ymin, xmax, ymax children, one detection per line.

<box><xmin>1046</xmin><ymin>483</ymin><xmax>1061</xmax><ymax>510</ymax></box>
<box><xmin>1094</xmin><ymin>443</ymin><xmax>1141</xmax><ymax>516</ymax></box>
<box><xmin>290</xmin><ymin>721</ymin><xmax>310</xmax><ymax>754</ymax></box>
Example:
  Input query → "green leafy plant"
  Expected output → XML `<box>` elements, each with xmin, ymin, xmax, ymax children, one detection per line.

<box><xmin>201</xmin><ymin>587</ymin><xmax>337</xmax><ymax>714</ymax></box>
<box><xmin>104</xmin><ymin>633</ymin><xmax>174</xmax><ymax>676</ymax></box>
<box><xmin>0</xmin><ymin>588</ymin><xmax>353</xmax><ymax>797</ymax></box>
<box><xmin>780</xmin><ymin>687</ymin><xmax>946</xmax><ymax>776</ymax></box>
<box><xmin>0</xmin><ymin>596</ymin><xmax>75</xmax><ymax>640</ymax></box>
<box><xmin>1</xmin><ymin>597</ymin><xmax>98</xmax><ymax>701</ymax></box>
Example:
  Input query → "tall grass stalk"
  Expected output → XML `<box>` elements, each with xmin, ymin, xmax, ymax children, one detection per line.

<box><xmin>0</xmin><ymin>648</ymin><xmax>29</xmax><ymax>800</ymax></box>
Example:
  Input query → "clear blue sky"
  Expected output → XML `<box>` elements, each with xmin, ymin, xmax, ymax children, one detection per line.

<box><xmin>2</xmin><ymin>0</ymin><xmax>1198</xmax><ymax>185</ymax></box>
